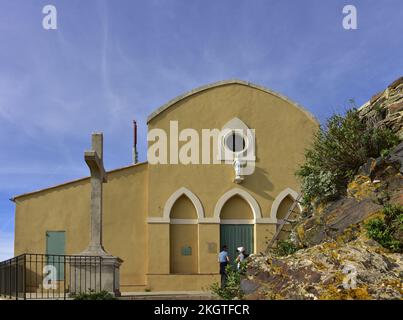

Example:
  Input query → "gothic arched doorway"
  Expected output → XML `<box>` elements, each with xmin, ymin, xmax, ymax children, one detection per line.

<box><xmin>219</xmin><ymin>195</ymin><xmax>254</xmax><ymax>265</ymax></box>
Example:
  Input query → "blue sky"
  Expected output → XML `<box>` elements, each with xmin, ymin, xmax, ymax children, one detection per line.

<box><xmin>0</xmin><ymin>0</ymin><xmax>402</xmax><ymax>260</ymax></box>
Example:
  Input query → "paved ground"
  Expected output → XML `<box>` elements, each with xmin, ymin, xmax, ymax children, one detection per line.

<box><xmin>0</xmin><ymin>291</ymin><xmax>218</xmax><ymax>300</ymax></box>
<box><xmin>120</xmin><ymin>291</ymin><xmax>218</xmax><ymax>300</ymax></box>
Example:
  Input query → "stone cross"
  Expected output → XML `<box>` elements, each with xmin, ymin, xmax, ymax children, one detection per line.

<box><xmin>74</xmin><ymin>132</ymin><xmax>122</xmax><ymax>296</ymax></box>
<box><xmin>82</xmin><ymin>133</ymin><xmax>108</xmax><ymax>255</ymax></box>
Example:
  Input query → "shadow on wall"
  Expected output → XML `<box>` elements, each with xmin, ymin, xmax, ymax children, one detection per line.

<box><xmin>242</xmin><ymin>166</ymin><xmax>274</xmax><ymax>201</ymax></box>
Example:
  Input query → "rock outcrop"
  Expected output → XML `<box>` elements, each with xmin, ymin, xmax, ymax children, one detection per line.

<box><xmin>359</xmin><ymin>76</ymin><xmax>403</xmax><ymax>139</ymax></box>
<box><xmin>242</xmin><ymin>236</ymin><xmax>402</xmax><ymax>300</ymax></box>
<box><xmin>293</xmin><ymin>142</ymin><xmax>403</xmax><ymax>247</ymax></box>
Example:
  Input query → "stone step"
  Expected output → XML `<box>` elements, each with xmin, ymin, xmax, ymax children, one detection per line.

<box><xmin>120</xmin><ymin>291</ymin><xmax>217</xmax><ymax>300</ymax></box>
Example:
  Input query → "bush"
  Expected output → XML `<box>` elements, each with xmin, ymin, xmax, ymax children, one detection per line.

<box><xmin>365</xmin><ymin>204</ymin><xmax>403</xmax><ymax>253</ymax></box>
<box><xmin>275</xmin><ymin>240</ymin><xmax>299</xmax><ymax>256</ymax></box>
<box><xmin>297</xmin><ymin>109</ymin><xmax>399</xmax><ymax>207</ymax></box>
<box><xmin>72</xmin><ymin>290</ymin><xmax>116</xmax><ymax>300</ymax></box>
<box><xmin>210</xmin><ymin>264</ymin><xmax>246</xmax><ymax>300</ymax></box>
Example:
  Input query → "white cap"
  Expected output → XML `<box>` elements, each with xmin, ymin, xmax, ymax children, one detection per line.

<box><xmin>237</xmin><ymin>246</ymin><xmax>245</xmax><ymax>252</ymax></box>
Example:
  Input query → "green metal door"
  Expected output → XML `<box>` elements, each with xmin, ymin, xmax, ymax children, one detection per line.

<box><xmin>46</xmin><ymin>231</ymin><xmax>65</xmax><ymax>280</ymax></box>
<box><xmin>220</xmin><ymin>225</ymin><xmax>253</xmax><ymax>267</ymax></box>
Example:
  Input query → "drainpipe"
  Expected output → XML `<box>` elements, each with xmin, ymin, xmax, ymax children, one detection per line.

<box><xmin>133</xmin><ymin>120</ymin><xmax>138</xmax><ymax>164</ymax></box>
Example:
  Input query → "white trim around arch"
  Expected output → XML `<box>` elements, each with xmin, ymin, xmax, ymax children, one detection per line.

<box><xmin>147</xmin><ymin>187</ymin><xmax>299</xmax><ymax>225</ymax></box>
<box><xmin>212</xmin><ymin>187</ymin><xmax>273</xmax><ymax>223</ymax></box>
<box><xmin>270</xmin><ymin>187</ymin><xmax>302</xmax><ymax>223</ymax></box>
<box><xmin>147</xmin><ymin>187</ymin><xmax>204</xmax><ymax>224</ymax></box>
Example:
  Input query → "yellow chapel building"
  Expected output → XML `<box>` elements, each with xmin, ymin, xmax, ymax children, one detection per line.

<box><xmin>12</xmin><ymin>80</ymin><xmax>318</xmax><ymax>292</ymax></box>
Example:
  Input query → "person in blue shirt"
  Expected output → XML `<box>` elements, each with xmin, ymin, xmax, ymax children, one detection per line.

<box><xmin>218</xmin><ymin>245</ymin><xmax>230</xmax><ymax>288</ymax></box>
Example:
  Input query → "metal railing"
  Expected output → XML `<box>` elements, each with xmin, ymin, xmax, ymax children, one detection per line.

<box><xmin>0</xmin><ymin>254</ymin><xmax>103</xmax><ymax>300</ymax></box>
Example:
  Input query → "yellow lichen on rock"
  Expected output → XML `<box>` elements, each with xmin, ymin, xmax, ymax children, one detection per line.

<box><xmin>347</xmin><ymin>175</ymin><xmax>377</xmax><ymax>200</ymax></box>
<box><xmin>296</xmin><ymin>224</ymin><xmax>305</xmax><ymax>241</ymax></box>
<box><xmin>346</xmin><ymin>287</ymin><xmax>372</xmax><ymax>300</ymax></box>
<box><xmin>243</xmin><ymin>235</ymin><xmax>402</xmax><ymax>300</ymax></box>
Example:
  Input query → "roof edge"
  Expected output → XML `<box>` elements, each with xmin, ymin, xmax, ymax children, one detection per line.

<box><xmin>11</xmin><ymin>161</ymin><xmax>148</xmax><ymax>202</ymax></box>
<box><xmin>147</xmin><ymin>79</ymin><xmax>319</xmax><ymax>124</ymax></box>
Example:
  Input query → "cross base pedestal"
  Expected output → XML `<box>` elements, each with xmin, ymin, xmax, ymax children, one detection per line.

<box><xmin>70</xmin><ymin>254</ymin><xmax>122</xmax><ymax>297</ymax></box>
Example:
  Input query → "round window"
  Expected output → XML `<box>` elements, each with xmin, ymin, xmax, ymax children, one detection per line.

<box><xmin>225</xmin><ymin>131</ymin><xmax>247</xmax><ymax>153</ymax></box>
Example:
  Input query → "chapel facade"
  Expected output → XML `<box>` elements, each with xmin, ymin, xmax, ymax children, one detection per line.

<box><xmin>12</xmin><ymin>80</ymin><xmax>318</xmax><ymax>292</ymax></box>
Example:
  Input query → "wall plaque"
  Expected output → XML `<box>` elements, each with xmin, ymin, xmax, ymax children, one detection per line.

<box><xmin>181</xmin><ymin>246</ymin><xmax>192</xmax><ymax>256</ymax></box>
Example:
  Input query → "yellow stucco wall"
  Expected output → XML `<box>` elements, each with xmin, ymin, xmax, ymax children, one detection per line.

<box><xmin>102</xmin><ymin>164</ymin><xmax>148</xmax><ymax>290</ymax></box>
<box><xmin>220</xmin><ymin>195</ymin><xmax>253</xmax><ymax>220</ymax></box>
<box><xmin>147</xmin><ymin>83</ymin><xmax>317</xmax><ymax>222</ymax></box>
<box><xmin>13</xmin><ymin>81</ymin><xmax>318</xmax><ymax>292</ymax></box>
<box><xmin>170</xmin><ymin>224</ymin><xmax>198</xmax><ymax>274</ymax></box>
<box><xmin>277</xmin><ymin>195</ymin><xmax>300</xmax><ymax>240</ymax></box>
<box><xmin>14</xmin><ymin>163</ymin><xmax>148</xmax><ymax>292</ymax></box>
<box><xmin>170</xmin><ymin>195</ymin><xmax>198</xmax><ymax>219</ymax></box>
<box><xmin>198</xmin><ymin>224</ymin><xmax>220</xmax><ymax>273</ymax></box>
<box><xmin>14</xmin><ymin>178</ymin><xmax>91</xmax><ymax>256</ymax></box>
<box><xmin>146</xmin><ymin>82</ymin><xmax>318</xmax><ymax>284</ymax></box>
<box><xmin>255</xmin><ymin>223</ymin><xmax>276</xmax><ymax>253</ymax></box>
<box><xmin>277</xmin><ymin>195</ymin><xmax>295</xmax><ymax>220</ymax></box>
<box><xmin>147</xmin><ymin>223</ymin><xmax>169</xmax><ymax>275</ymax></box>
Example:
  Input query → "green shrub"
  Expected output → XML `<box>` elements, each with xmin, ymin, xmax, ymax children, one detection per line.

<box><xmin>275</xmin><ymin>240</ymin><xmax>299</xmax><ymax>256</ymax></box>
<box><xmin>297</xmin><ymin>109</ymin><xmax>399</xmax><ymax>207</ymax></box>
<box><xmin>71</xmin><ymin>290</ymin><xmax>116</xmax><ymax>300</ymax></box>
<box><xmin>210</xmin><ymin>264</ymin><xmax>246</xmax><ymax>300</ymax></box>
<box><xmin>365</xmin><ymin>204</ymin><xmax>403</xmax><ymax>253</ymax></box>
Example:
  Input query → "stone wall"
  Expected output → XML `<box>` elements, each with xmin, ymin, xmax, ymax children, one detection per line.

<box><xmin>359</xmin><ymin>76</ymin><xmax>403</xmax><ymax>139</ymax></box>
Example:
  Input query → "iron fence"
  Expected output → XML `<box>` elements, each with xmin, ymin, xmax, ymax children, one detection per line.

<box><xmin>0</xmin><ymin>254</ymin><xmax>103</xmax><ymax>300</ymax></box>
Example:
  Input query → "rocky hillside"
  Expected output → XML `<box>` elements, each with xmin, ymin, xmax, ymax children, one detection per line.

<box><xmin>359</xmin><ymin>76</ymin><xmax>403</xmax><ymax>140</ymax></box>
<box><xmin>243</xmin><ymin>237</ymin><xmax>402</xmax><ymax>299</ymax></box>
<box><xmin>294</xmin><ymin>142</ymin><xmax>403</xmax><ymax>248</ymax></box>
<box><xmin>241</xmin><ymin>79</ymin><xmax>403</xmax><ymax>300</ymax></box>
